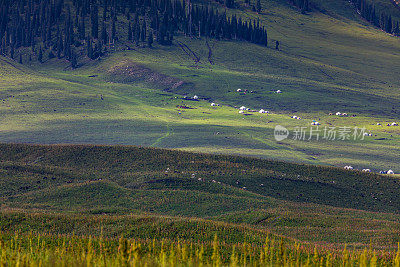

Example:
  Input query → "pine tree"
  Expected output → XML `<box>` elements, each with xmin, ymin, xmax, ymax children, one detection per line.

<box><xmin>386</xmin><ymin>15</ymin><xmax>392</xmax><ymax>33</ymax></box>
<box><xmin>10</xmin><ymin>45</ymin><xmax>14</xmax><ymax>59</ymax></box>
<box><xmin>147</xmin><ymin>30</ymin><xmax>153</xmax><ymax>47</ymax></box>
<box><xmin>38</xmin><ymin>46</ymin><xmax>43</xmax><ymax>63</ymax></box>
<box><xmin>87</xmin><ymin>38</ymin><xmax>93</xmax><ymax>59</ymax></box>
<box><xmin>101</xmin><ymin>21</ymin><xmax>107</xmax><ymax>43</ymax></box>
<box><xmin>141</xmin><ymin>20</ymin><xmax>147</xmax><ymax>43</ymax></box>
<box><xmin>393</xmin><ymin>21</ymin><xmax>400</xmax><ymax>36</ymax></box>
<box><xmin>256</xmin><ymin>0</ymin><xmax>261</xmax><ymax>13</ymax></box>
<box><xmin>128</xmin><ymin>22</ymin><xmax>132</xmax><ymax>41</ymax></box>
<box><xmin>111</xmin><ymin>18</ymin><xmax>116</xmax><ymax>42</ymax></box>
<box><xmin>70</xmin><ymin>48</ymin><xmax>77</xmax><ymax>68</ymax></box>
<box><xmin>79</xmin><ymin>15</ymin><xmax>86</xmax><ymax>40</ymax></box>
<box><xmin>91</xmin><ymin>5</ymin><xmax>99</xmax><ymax>39</ymax></box>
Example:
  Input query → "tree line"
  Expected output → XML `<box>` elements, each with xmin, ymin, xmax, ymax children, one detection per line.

<box><xmin>287</xmin><ymin>0</ymin><xmax>399</xmax><ymax>35</ymax></box>
<box><xmin>350</xmin><ymin>0</ymin><xmax>400</xmax><ymax>35</ymax></box>
<box><xmin>0</xmin><ymin>0</ymin><xmax>268</xmax><ymax>68</ymax></box>
<box><xmin>288</xmin><ymin>0</ymin><xmax>310</xmax><ymax>13</ymax></box>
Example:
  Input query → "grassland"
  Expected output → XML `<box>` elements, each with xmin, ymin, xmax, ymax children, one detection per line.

<box><xmin>1</xmin><ymin>143</ymin><xmax>400</xmax><ymax>250</ymax></box>
<box><xmin>1</xmin><ymin>144</ymin><xmax>400</xmax><ymax>266</ymax></box>
<box><xmin>1</xmin><ymin>0</ymin><xmax>399</xmax><ymax>172</ymax></box>
<box><xmin>1</xmin><ymin>1</ymin><xmax>400</xmax><ymax>264</ymax></box>
<box><xmin>1</xmin><ymin>211</ymin><xmax>400</xmax><ymax>266</ymax></box>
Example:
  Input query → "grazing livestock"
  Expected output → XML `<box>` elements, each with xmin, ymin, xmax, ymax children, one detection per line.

<box><xmin>344</xmin><ymin>166</ymin><xmax>354</xmax><ymax>170</ymax></box>
<box><xmin>362</xmin><ymin>169</ymin><xmax>371</xmax><ymax>172</ymax></box>
<box><xmin>276</xmin><ymin>90</ymin><xmax>282</xmax><ymax>93</ymax></box>
<box><xmin>387</xmin><ymin>170</ymin><xmax>395</xmax><ymax>175</ymax></box>
<box><xmin>193</xmin><ymin>95</ymin><xmax>199</xmax><ymax>100</ymax></box>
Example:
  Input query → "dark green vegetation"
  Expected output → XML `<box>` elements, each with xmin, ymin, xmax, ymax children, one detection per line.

<box><xmin>1</xmin><ymin>143</ymin><xmax>400</xmax><ymax>250</ymax></box>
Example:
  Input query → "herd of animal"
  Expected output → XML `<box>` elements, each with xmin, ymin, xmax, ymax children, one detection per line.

<box><xmin>344</xmin><ymin>165</ymin><xmax>395</xmax><ymax>175</ymax></box>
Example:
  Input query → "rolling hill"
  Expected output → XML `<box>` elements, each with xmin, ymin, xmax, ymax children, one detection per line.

<box><xmin>1</xmin><ymin>143</ymin><xmax>400</xmax><ymax>249</ymax></box>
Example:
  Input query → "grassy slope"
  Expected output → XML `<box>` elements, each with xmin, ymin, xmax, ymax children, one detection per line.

<box><xmin>1</xmin><ymin>143</ymin><xmax>400</xmax><ymax>249</ymax></box>
<box><xmin>0</xmin><ymin>0</ymin><xmax>400</xmax><ymax>168</ymax></box>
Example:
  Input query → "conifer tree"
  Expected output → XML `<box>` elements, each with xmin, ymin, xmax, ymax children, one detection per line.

<box><xmin>147</xmin><ymin>30</ymin><xmax>153</xmax><ymax>47</ymax></box>
<box><xmin>38</xmin><ymin>46</ymin><xmax>43</xmax><ymax>63</ymax></box>
<box><xmin>256</xmin><ymin>0</ymin><xmax>261</xmax><ymax>13</ymax></box>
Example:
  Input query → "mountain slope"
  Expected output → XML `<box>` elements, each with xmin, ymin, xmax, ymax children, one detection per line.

<box><xmin>0</xmin><ymin>0</ymin><xmax>399</xmax><ymax>170</ymax></box>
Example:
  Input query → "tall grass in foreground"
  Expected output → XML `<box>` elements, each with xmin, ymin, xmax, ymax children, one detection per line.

<box><xmin>1</xmin><ymin>231</ymin><xmax>399</xmax><ymax>266</ymax></box>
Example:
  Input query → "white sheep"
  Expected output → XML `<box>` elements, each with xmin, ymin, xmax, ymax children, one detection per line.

<box><xmin>211</xmin><ymin>103</ymin><xmax>217</xmax><ymax>107</ymax></box>
<box><xmin>362</xmin><ymin>169</ymin><xmax>371</xmax><ymax>172</ymax></box>
<box><xmin>193</xmin><ymin>95</ymin><xmax>198</xmax><ymax>100</ymax></box>
<box><xmin>276</xmin><ymin>90</ymin><xmax>282</xmax><ymax>94</ymax></box>
<box><xmin>387</xmin><ymin>170</ymin><xmax>395</xmax><ymax>175</ymax></box>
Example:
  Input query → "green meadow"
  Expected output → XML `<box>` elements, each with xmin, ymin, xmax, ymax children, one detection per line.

<box><xmin>1</xmin><ymin>0</ymin><xmax>399</xmax><ymax>171</ymax></box>
<box><xmin>1</xmin><ymin>0</ymin><xmax>400</xmax><ymax>265</ymax></box>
